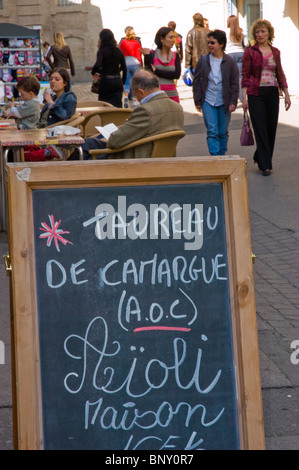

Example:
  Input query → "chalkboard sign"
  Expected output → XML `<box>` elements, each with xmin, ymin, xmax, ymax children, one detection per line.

<box><xmin>7</xmin><ymin>158</ymin><xmax>265</xmax><ymax>450</ymax></box>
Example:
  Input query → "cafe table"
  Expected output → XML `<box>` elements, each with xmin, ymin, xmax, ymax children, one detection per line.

<box><xmin>0</xmin><ymin>119</ymin><xmax>18</xmax><ymax>130</ymax></box>
<box><xmin>0</xmin><ymin>128</ymin><xmax>84</xmax><ymax>231</ymax></box>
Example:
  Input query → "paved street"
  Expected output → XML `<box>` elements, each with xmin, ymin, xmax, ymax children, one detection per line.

<box><xmin>178</xmin><ymin>83</ymin><xmax>299</xmax><ymax>450</ymax></box>
<box><xmin>0</xmin><ymin>80</ymin><xmax>298</xmax><ymax>450</ymax></box>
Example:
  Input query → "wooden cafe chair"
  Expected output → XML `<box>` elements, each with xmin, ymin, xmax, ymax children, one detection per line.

<box><xmin>89</xmin><ymin>130</ymin><xmax>186</xmax><ymax>159</ymax></box>
<box><xmin>47</xmin><ymin>111</ymin><xmax>82</xmax><ymax>128</ymax></box>
<box><xmin>76</xmin><ymin>100</ymin><xmax>114</xmax><ymax>108</ymax></box>
<box><xmin>80</xmin><ymin>108</ymin><xmax>133</xmax><ymax>138</ymax></box>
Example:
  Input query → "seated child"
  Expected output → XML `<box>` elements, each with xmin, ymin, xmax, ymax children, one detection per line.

<box><xmin>7</xmin><ymin>75</ymin><xmax>41</xmax><ymax>129</ymax></box>
<box><xmin>7</xmin><ymin>75</ymin><xmax>63</xmax><ymax>161</ymax></box>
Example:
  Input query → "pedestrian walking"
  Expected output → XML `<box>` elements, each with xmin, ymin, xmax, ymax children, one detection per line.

<box><xmin>42</xmin><ymin>41</ymin><xmax>51</xmax><ymax>75</ymax></box>
<box><xmin>46</xmin><ymin>32</ymin><xmax>75</xmax><ymax>79</ymax></box>
<box><xmin>226</xmin><ymin>15</ymin><xmax>249</xmax><ymax>101</ymax></box>
<box><xmin>185</xmin><ymin>13</ymin><xmax>209</xmax><ymax>72</ymax></box>
<box><xmin>242</xmin><ymin>19</ymin><xmax>291</xmax><ymax>176</ymax></box>
<box><xmin>168</xmin><ymin>21</ymin><xmax>183</xmax><ymax>62</ymax></box>
<box><xmin>193</xmin><ymin>29</ymin><xmax>239</xmax><ymax>156</ymax></box>
<box><xmin>119</xmin><ymin>26</ymin><xmax>142</xmax><ymax>108</ymax></box>
<box><xmin>142</xmin><ymin>26</ymin><xmax>181</xmax><ymax>103</ymax></box>
<box><xmin>91</xmin><ymin>29</ymin><xmax>127</xmax><ymax>108</ymax></box>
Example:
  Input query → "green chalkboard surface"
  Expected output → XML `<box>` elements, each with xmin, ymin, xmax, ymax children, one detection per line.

<box><xmin>33</xmin><ymin>183</ymin><xmax>239</xmax><ymax>450</ymax></box>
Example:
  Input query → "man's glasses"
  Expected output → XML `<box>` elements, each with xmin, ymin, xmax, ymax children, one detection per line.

<box><xmin>208</xmin><ymin>41</ymin><xmax>216</xmax><ymax>45</ymax></box>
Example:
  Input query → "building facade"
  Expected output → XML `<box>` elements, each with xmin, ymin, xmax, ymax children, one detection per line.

<box><xmin>0</xmin><ymin>0</ymin><xmax>103</xmax><ymax>81</ymax></box>
<box><xmin>0</xmin><ymin>0</ymin><xmax>298</xmax><ymax>93</ymax></box>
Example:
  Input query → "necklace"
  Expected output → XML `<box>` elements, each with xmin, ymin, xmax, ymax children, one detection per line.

<box><xmin>259</xmin><ymin>43</ymin><xmax>271</xmax><ymax>56</ymax></box>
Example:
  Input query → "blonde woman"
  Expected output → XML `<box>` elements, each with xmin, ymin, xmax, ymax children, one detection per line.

<box><xmin>242</xmin><ymin>19</ymin><xmax>291</xmax><ymax>176</ymax></box>
<box><xmin>119</xmin><ymin>26</ymin><xmax>142</xmax><ymax>107</ymax></box>
<box><xmin>46</xmin><ymin>32</ymin><xmax>75</xmax><ymax>78</ymax></box>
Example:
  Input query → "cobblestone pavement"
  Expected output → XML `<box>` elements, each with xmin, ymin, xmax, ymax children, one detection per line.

<box><xmin>0</xmin><ymin>80</ymin><xmax>298</xmax><ymax>450</ymax></box>
<box><xmin>73</xmin><ymin>81</ymin><xmax>100</xmax><ymax>102</ymax></box>
<box><xmin>251</xmin><ymin>212</ymin><xmax>299</xmax><ymax>449</ymax></box>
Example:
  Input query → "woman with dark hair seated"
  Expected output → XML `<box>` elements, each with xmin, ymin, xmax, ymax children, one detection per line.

<box><xmin>24</xmin><ymin>67</ymin><xmax>77</xmax><ymax>161</ymax></box>
<box><xmin>39</xmin><ymin>67</ymin><xmax>77</xmax><ymax>127</ymax></box>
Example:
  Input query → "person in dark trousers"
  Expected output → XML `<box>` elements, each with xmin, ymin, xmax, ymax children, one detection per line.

<box><xmin>91</xmin><ymin>29</ymin><xmax>127</xmax><ymax>108</ymax></box>
<box><xmin>69</xmin><ymin>70</ymin><xmax>184</xmax><ymax>160</ymax></box>
<box><xmin>242</xmin><ymin>19</ymin><xmax>291</xmax><ymax>176</ymax></box>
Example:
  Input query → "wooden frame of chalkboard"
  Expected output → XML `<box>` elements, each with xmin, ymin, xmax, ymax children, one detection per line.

<box><xmin>7</xmin><ymin>157</ymin><xmax>265</xmax><ymax>450</ymax></box>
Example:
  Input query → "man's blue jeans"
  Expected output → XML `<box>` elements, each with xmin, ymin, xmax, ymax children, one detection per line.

<box><xmin>202</xmin><ymin>101</ymin><xmax>231</xmax><ymax>156</ymax></box>
<box><xmin>125</xmin><ymin>63</ymin><xmax>141</xmax><ymax>98</ymax></box>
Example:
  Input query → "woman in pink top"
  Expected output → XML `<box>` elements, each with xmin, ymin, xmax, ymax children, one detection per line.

<box><xmin>143</xmin><ymin>27</ymin><xmax>181</xmax><ymax>102</ymax></box>
<box><xmin>242</xmin><ymin>19</ymin><xmax>291</xmax><ymax>176</ymax></box>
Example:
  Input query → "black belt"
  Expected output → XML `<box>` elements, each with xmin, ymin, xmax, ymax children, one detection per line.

<box><xmin>104</xmin><ymin>75</ymin><xmax>120</xmax><ymax>79</ymax></box>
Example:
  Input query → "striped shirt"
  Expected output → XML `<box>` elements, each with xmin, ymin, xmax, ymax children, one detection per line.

<box><xmin>151</xmin><ymin>49</ymin><xmax>180</xmax><ymax>102</ymax></box>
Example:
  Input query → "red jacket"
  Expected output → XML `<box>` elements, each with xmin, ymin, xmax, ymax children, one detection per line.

<box><xmin>241</xmin><ymin>43</ymin><xmax>288</xmax><ymax>96</ymax></box>
<box><xmin>119</xmin><ymin>38</ymin><xmax>142</xmax><ymax>64</ymax></box>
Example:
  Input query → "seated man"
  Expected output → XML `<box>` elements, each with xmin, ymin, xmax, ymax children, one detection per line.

<box><xmin>71</xmin><ymin>69</ymin><xmax>184</xmax><ymax>160</ymax></box>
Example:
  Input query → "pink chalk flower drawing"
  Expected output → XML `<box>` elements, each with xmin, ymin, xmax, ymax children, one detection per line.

<box><xmin>39</xmin><ymin>215</ymin><xmax>73</xmax><ymax>252</ymax></box>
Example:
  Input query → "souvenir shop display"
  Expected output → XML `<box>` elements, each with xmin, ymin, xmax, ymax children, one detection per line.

<box><xmin>0</xmin><ymin>23</ymin><xmax>44</xmax><ymax>104</ymax></box>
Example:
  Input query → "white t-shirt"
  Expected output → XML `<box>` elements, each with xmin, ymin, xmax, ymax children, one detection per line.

<box><xmin>226</xmin><ymin>29</ymin><xmax>247</xmax><ymax>54</ymax></box>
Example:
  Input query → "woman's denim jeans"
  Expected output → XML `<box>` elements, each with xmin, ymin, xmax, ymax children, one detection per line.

<box><xmin>227</xmin><ymin>52</ymin><xmax>243</xmax><ymax>101</ymax></box>
<box><xmin>202</xmin><ymin>101</ymin><xmax>231</xmax><ymax>156</ymax></box>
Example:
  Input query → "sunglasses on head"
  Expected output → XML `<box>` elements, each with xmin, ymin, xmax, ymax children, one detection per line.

<box><xmin>208</xmin><ymin>40</ymin><xmax>216</xmax><ymax>45</ymax></box>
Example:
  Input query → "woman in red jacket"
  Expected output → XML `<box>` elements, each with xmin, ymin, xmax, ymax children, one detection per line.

<box><xmin>242</xmin><ymin>19</ymin><xmax>291</xmax><ymax>176</ymax></box>
<box><xmin>119</xmin><ymin>26</ymin><xmax>142</xmax><ymax>107</ymax></box>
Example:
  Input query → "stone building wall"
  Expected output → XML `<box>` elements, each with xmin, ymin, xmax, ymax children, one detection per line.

<box><xmin>0</xmin><ymin>0</ymin><xmax>103</xmax><ymax>82</ymax></box>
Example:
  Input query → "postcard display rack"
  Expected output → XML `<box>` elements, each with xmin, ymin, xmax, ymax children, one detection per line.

<box><xmin>0</xmin><ymin>23</ymin><xmax>44</xmax><ymax>105</ymax></box>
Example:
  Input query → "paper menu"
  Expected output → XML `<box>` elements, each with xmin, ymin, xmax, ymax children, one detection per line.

<box><xmin>95</xmin><ymin>123</ymin><xmax>118</xmax><ymax>140</ymax></box>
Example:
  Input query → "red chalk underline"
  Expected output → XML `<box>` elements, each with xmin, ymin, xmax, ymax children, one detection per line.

<box><xmin>134</xmin><ymin>326</ymin><xmax>191</xmax><ymax>333</ymax></box>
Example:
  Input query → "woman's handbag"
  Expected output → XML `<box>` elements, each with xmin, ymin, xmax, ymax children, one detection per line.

<box><xmin>240</xmin><ymin>110</ymin><xmax>254</xmax><ymax>146</ymax></box>
<box><xmin>91</xmin><ymin>79</ymin><xmax>100</xmax><ymax>94</ymax></box>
